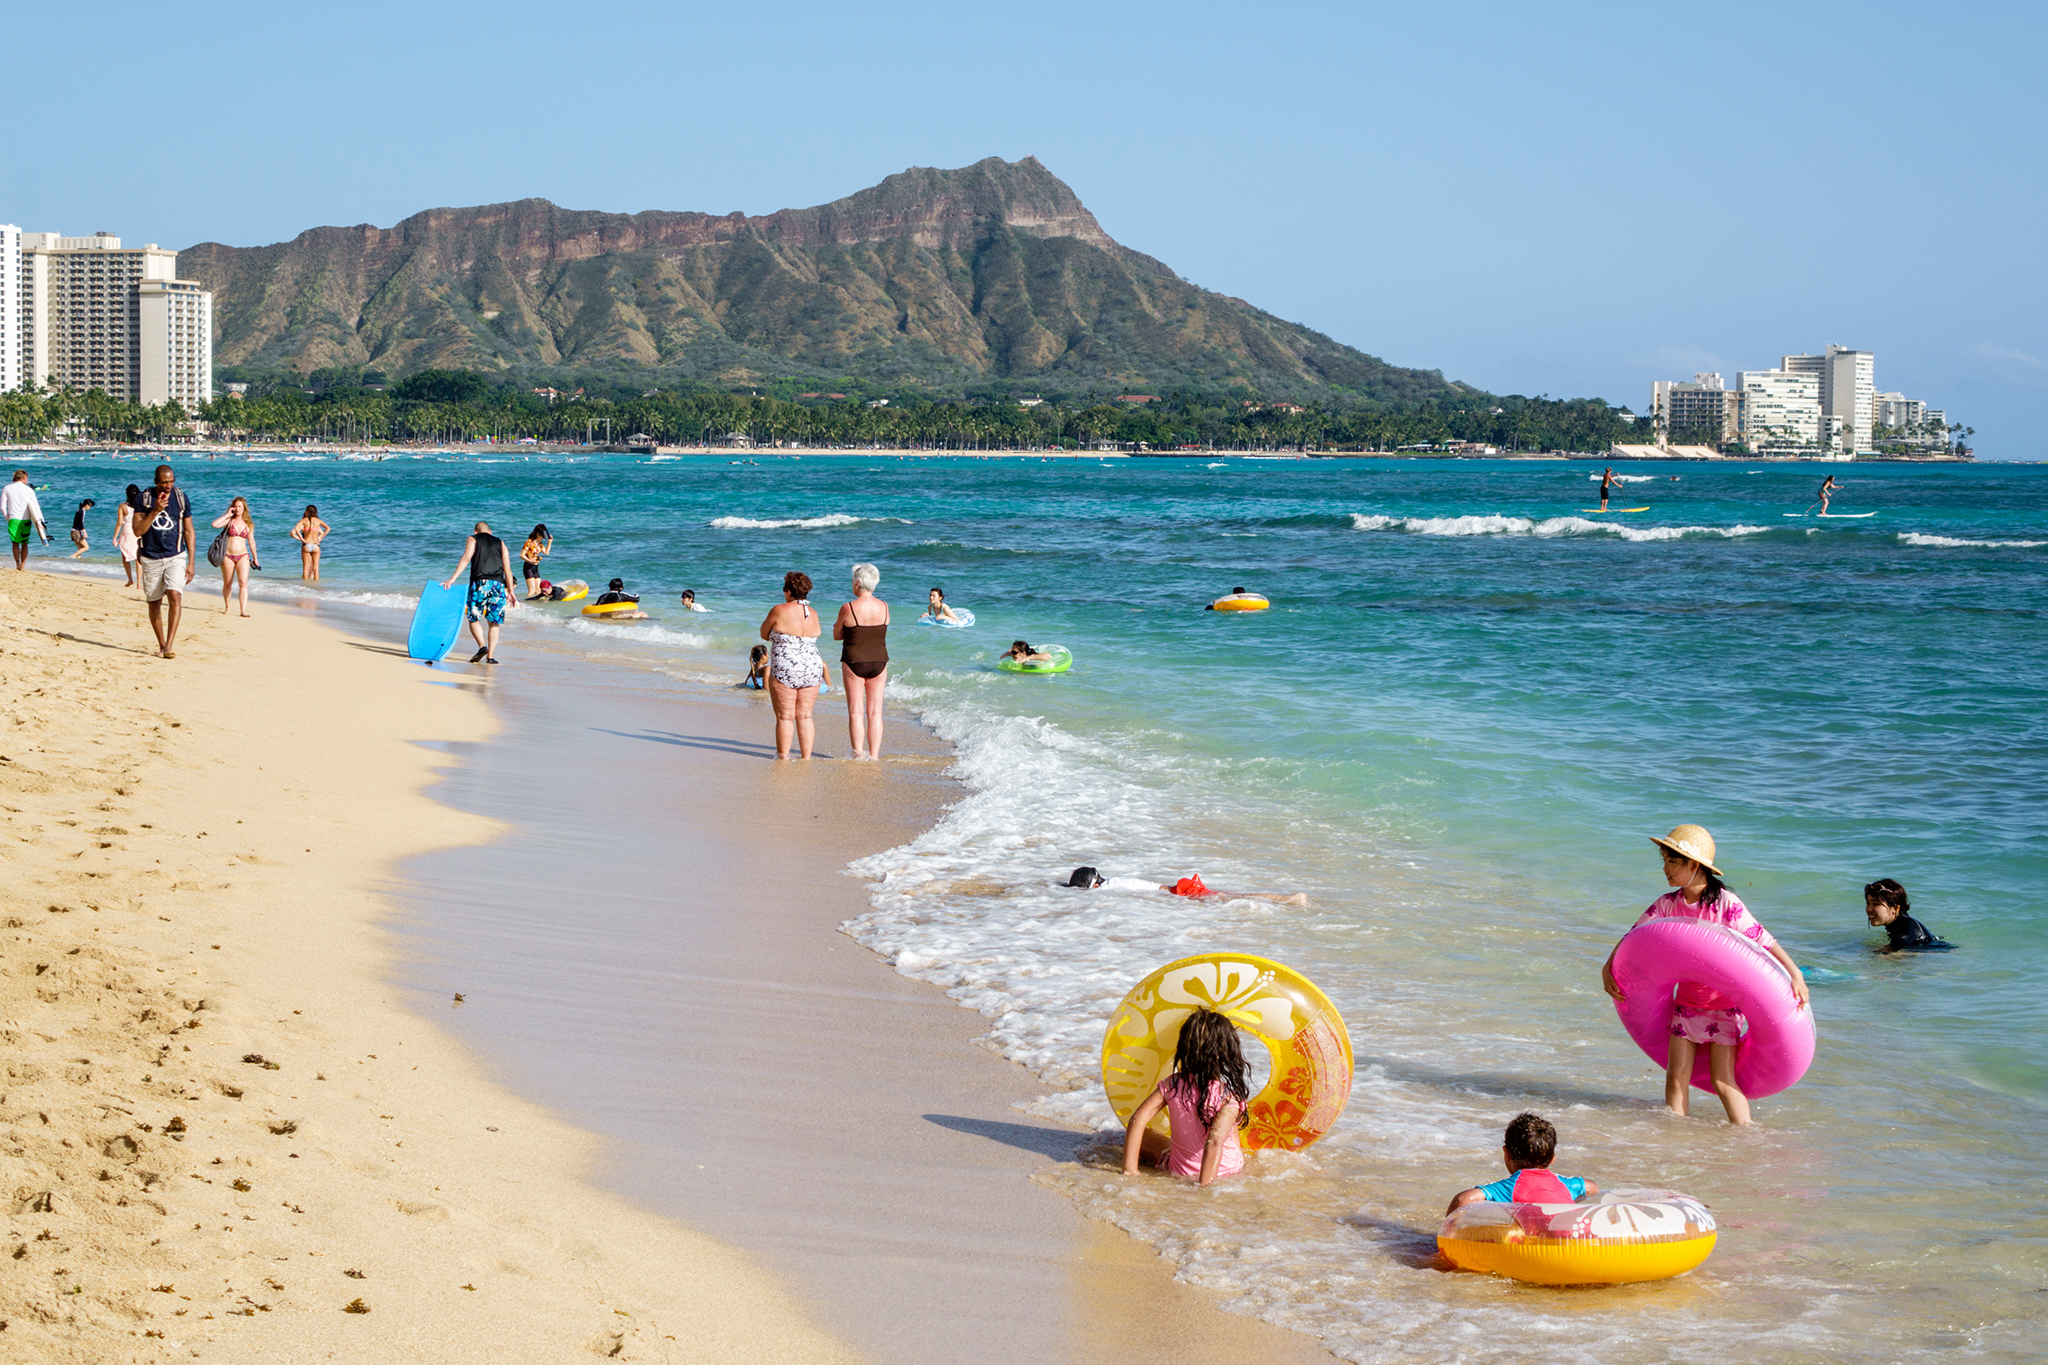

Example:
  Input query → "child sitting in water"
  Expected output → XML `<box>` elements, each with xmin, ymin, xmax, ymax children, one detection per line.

<box><xmin>1601</xmin><ymin>825</ymin><xmax>1808</xmax><ymax>1126</ymax></box>
<box><xmin>1864</xmin><ymin>879</ymin><xmax>1951</xmax><ymax>952</ymax></box>
<box><xmin>741</xmin><ymin>644</ymin><xmax>769</xmax><ymax>689</ymax></box>
<box><xmin>1121</xmin><ymin>1008</ymin><xmax>1250</xmax><ymax>1187</ymax></box>
<box><xmin>1064</xmin><ymin>866</ymin><xmax>1309</xmax><ymax>905</ymax></box>
<box><xmin>1445</xmin><ymin>1112</ymin><xmax>1600</xmax><ymax>1215</ymax></box>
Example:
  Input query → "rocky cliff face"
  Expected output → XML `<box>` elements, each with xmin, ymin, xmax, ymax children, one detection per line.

<box><xmin>180</xmin><ymin>157</ymin><xmax>1457</xmax><ymax>400</ymax></box>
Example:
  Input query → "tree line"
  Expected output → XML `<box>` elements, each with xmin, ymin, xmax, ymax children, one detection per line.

<box><xmin>0</xmin><ymin>370</ymin><xmax>1646</xmax><ymax>454</ymax></box>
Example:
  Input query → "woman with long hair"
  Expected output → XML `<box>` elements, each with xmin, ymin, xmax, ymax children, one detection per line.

<box><xmin>834</xmin><ymin>562</ymin><xmax>890</xmax><ymax>759</ymax></box>
<box><xmin>291</xmin><ymin>504</ymin><xmax>330</xmax><ymax>581</ymax></box>
<box><xmin>759</xmin><ymin>570</ymin><xmax>831</xmax><ymax>759</ymax></box>
<box><xmin>210</xmin><ymin>496</ymin><xmax>258</xmax><ymax>617</ymax></box>
<box><xmin>115</xmin><ymin>484</ymin><xmax>141</xmax><ymax>587</ymax></box>
<box><xmin>520</xmin><ymin>524</ymin><xmax>552</xmax><ymax>598</ymax></box>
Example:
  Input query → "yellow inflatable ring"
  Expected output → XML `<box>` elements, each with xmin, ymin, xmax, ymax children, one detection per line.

<box><xmin>580</xmin><ymin>600</ymin><xmax>644</xmax><ymax>617</ymax></box>
<box><xmin>1438</xmin><ymin>1190</ymin><xmax>1717</xmax><ymax>1285</ymax></box>
<box><xmin>1210</xmin><ymin>593</ymin><xmax>1270</xmax><ymax>612</ymax></box>
<box><xmin>1101</xmin><ymin>953</ymin><xmax>1352</xmax><ymax>1152</ymax></box>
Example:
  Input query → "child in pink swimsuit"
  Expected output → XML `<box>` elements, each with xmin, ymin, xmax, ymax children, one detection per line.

<box><xmin>1120</xmin><ymin>1008</ymin><xmax>1249</xmax><ymax>1185</ymax></box>
<box><xmin>1602</xmin><ymin>824</ymin><xmax>1808</xmax><ymax>1125</ymax></box>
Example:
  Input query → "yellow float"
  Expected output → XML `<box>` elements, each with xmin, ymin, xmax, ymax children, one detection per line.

<box><xmin>580</xmin><ymin>599</ymin><xmax>645</xmax><ymax>618</ymax></box>
<box><xmin>1438</xmin><ymin>1190</ymin><xmax>1717</xmax><ymax>1285</ymax></box>
<box><xmin>1101</xmin><ymin>953</ymin><xmax>1352</xmax><ymax>1152</ymax></box>
<box><xmin>1209</xmin><ymin>592</ymin><xmax>1270</xmax><ymax>612</ymax></box>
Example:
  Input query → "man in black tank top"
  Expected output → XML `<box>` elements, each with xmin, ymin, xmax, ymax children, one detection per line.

<box><xmin>441</xmin><ymin>520</ymin><xmax>520</xmax><ymax>663</ymax></box>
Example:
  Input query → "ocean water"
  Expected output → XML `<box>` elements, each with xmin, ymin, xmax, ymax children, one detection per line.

<box><xmin>28</xmin><ymin>450</ymin><xmax>2048</xmax><ymax>1361</ymax></box>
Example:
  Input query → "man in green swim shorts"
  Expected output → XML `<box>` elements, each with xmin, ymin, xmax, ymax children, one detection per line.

<box><xmin>2</xmin><ymin>469</ymin><xmax>50</xmax><ymax>570</ymax></box>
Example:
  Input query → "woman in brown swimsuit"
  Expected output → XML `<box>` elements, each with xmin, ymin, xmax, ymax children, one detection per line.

<box><xmin>834</xmin><ymin>562</ymin><xmax>890</xmax><ymax>760</ymax></box>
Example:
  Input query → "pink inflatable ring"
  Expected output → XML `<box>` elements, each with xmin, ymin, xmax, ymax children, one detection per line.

<box><xmin>1611</xmin><ymin>919</ymin><xmax>1815</xmax><ymax>1098</ymax></box>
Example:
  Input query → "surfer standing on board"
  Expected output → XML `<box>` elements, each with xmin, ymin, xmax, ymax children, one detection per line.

<box><xmin>1599</xmin><ymin>466</ymin><xmax>1619</xmax><ymax>511</ymax></box>
<box><xmin>1817</xmin><ymin>475</ymin><xmax>1841</xmax><ymax>514</ymax></box>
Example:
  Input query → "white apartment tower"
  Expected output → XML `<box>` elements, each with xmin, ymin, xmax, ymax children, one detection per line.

<box><xmin>0</xmin><ymin>228</ymin><xmax>212</xmax><ymax>406</ymax></box>
<box><xmin>0</xmin><ymin>225</ymin><xmax>20</xmax><ymax>391</ymax></box>
<box><xmin>1738</xmin><ymin>369</ymin><xmax>1822</xmax><ymax>448</ymax></box>
<box><xmin>1783</xmin><ymin>345</ymin><xmax>1874</xmax><ymax>454</ymax></box>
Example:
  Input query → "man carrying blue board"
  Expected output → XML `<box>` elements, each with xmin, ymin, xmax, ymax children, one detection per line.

<box><xmin>442</xmin><ymin>521</ymin><xmax>520</xmax><ymax>664</ymax></box>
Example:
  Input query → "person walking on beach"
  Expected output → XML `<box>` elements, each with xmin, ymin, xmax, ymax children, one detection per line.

<box><xmin>441</xmin><ymin>521</ymin><xmax>519</xmax><ymax>664</ymax></box>
<box><xmin>519</xmin><ymin>524</ymin><xmax>552</xmax><ymax>598</ymax></box>
<box><xmin>68</xmin><ymin>498</ymin><xmax>95</xmax><ymax>558</ymax></box>
<box><xmin>1600</xmin><ymin>825</ymin><xmax>1808</xmax><ymax>1125</ymax></box>
<box><xmin>3</xmin><ymin>470</ymin><xmax>49</xmax><ymax>570</ymax></box>
<box><xmin>115</xmin><ymin>484</ymin><xmax>142</xmax><ymax>587</ymax></box>
<box><xmin>834</xmin><ymin>562</ymin><xmax>890</xmax><ymax>759</ymax></box>
<box><xmin>210</xmin><ymin>496</ymin><xmax>258</xmax><ymax>617</ymax></box>
<box><xmin>1817</xmin><ymin>475</ymin><xmax>1841</xmax><ymax>515</ymax></box>
<box><xmin>131</xmin><ymin>464</ymin><xmax>195</xmax><ymax>658</ymax></box>
<box><xmin>760</xmin><ymin>570</ymin><xmax>830</xmax><ymax>759</ymax></box>
<box><xmin>291</xmin><ymin>505</ymin><xmax>330</xmax><ymax>581</ymax></box>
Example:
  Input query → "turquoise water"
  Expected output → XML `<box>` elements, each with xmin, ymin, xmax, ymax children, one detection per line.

<box><xmin>30</xmin><ymin>451</ymin><xmax>2048</xmax><ymax>1359</ymax></box>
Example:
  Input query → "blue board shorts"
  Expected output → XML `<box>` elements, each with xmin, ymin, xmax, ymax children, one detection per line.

<box><xmin>466</xmin><ymin>578</ymin><xmax>508</xmax><ymax>625</ymax></box>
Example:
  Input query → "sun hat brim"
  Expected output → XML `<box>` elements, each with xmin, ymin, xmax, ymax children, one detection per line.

<box><xmin>1649</xmin><ymin>833</ymin><xmax>1722</xmax><ymax>877</ymax></box>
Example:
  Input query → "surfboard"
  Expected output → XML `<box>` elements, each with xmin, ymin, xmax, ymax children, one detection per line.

<box><xmin>1819</xmin><ymin>512</ymin><xmax>1878</xmax><ymax>518</ymax></box>
<box><xmin>1581</xmin><ymin>507</ymin><xmax>1650</xmax><ymax>513</ymax></box>
<box><xmin>406</xmin><ymin>581</ymin><xmax>467</xmax><ymax>663</ymax></box>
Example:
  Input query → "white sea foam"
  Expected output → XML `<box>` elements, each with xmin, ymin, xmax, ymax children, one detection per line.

<box><xmin>551</xmin><ymin>616</ymin><xmax>710</xmax><ymax>648</ymax></box>
<box><xmin>708</xmin><ymin>512</ymin><xmax>908</xmax><ymax>530</ymax></box>
<box><xmin>1898</xmin><ymin>532</ymin><xmax>2046</xmax><ymax>549</ymax></box>
<box><xmin>1348</xmin><ymin>512</ymin><xmax>1770</xmax><ymax>542</ymax></box>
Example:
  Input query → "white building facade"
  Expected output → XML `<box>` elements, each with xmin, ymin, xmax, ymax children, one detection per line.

<box><xmin>0</xmin><ymin>225</ymin><xmax>19</xmax><ymax>391</ymax></box>
<box><xmin>0</xmin><ymin>228</ymin><xmax>212</xmax><ymax>405</ymax></box>
<box><xmin>1737</xmin><ymin>369</ymin><xmax>1822</xmax><ymax>449</ymax></box>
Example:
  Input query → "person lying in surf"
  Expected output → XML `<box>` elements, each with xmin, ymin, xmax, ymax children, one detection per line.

<box><xmin>1063</xmin><ymin>866</ymin><xmax>1308</xmax><ymax>905</ymax></box>
<box><xmin>1004</xmin><ymin>639</ymin><xmax>1053</xmax><ymax>664</ymax></box>
<box><xmin>1864</xmin><ymin>878</ymin><xmax>1951</xmax><ymax>952</ymax></box>
<box><xmin>1445</xmin><ymin>1112</ymin><xmax>1601</xmax><ymax>1215</ymax></box>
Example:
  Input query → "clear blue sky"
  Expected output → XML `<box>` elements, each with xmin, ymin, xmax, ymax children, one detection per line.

<box><xmin>9</xmin><ymin>1</ymin><xmax>2041</xmax><ymax>454</ymax></box>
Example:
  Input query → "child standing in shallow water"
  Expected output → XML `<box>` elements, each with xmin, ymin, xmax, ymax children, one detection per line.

<box><xmin>1121</xmin><ymin>1009</ymin><xmax>1249</xmax><ymax>1186</ymax></box>
<box><xmin>1601</xmin><ymin>824</ymin><xmax>1809</xmax><ymax>1125</ymax></box>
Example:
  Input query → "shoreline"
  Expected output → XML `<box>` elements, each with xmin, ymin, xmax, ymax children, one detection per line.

<box><xmin>390</xmin><ymin>635</ymin><xmax>1340</xmax><ymax>1364</ymax></box>
<box><xmin>0</xmin><ymin>571</ymin><xmax>851</xmax><ymax>1361</ymax></box>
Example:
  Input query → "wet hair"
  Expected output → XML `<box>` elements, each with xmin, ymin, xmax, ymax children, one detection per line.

<box><xmin>1165</xmin><ymin>1010</ymin><xmax>1251</xmax><ymax>1129</ymax></box>
<box><xmin>529</xmin><ymin>523</ymin><xmax>549</xmax><ymax>539</ymax></box>
<box><xmin>851</xmin><ymin>562</ymin><xmax>880</xmax><ymax>592</ymax></box>
<box><xmin>784</xmin><ymin>571</ymin><xmax>812</xmax><ymax>600</ymax></box>
<box><xmin>1009</xmin><ymin>639</ymin><xmax>1032</xmax><ymax>656</ymax></box>
<box><xmin>1503</xmin><ymin>1112</ymin><xmax>1557</xmax><ymax>1168</ymax></box>
<box><xmin>1864</xmin><ymin>878</ymin><xmax>1910</xmax><ymax>914</ymax></box>
<box><xmin>79</xmin><ymin>498</ymin><xmax>95</xmax><ymax>509</ymax></box>
<box><xmin>749</xmin><ymin>643</ymin><xmax>768</xmax><ymax>661</ymax></box>
<box><xmin>304</xmin><ymin>504</ymin><xmax>318</xmax><ymax>518</ymax></box>
<box><xmin>608</xmin><ymin>578</ymin><xmax>624</xmax><ymax>591</ymax></box>
<box><xmin>680</xmin><ymin>588</ymin><xmax>695</xmax><ymax>600</ymax></box>
<box><xmin>1067</xmin><ymin>866</ymin><xmax>1103</xmax><ymax>888</ymax></box>
<box><xmin>1234</xmin><ymin>586</ymin><xmax>1246</xmax><ymax>593</ymax></box>
<box><xmin>928</xmin><ymin>586</ymin><xmax>945</xmax><ymax>601</ymax></box>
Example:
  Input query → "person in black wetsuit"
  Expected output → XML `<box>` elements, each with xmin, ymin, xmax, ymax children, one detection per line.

<box><xmin>1864</xmin><ymin>878</ymin><xmax>1951</xmax><ymax>952</ymax></box>
<box><xmin>594</xmin><ymin>577</ymin><xmax>640</xmax><ymax>606</ymax></box>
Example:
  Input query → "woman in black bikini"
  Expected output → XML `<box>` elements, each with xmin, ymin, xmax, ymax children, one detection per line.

<box><xmin>834</xmin><ymin>562</ymin><xmax>890</xmax><ymax>759</ymax></box>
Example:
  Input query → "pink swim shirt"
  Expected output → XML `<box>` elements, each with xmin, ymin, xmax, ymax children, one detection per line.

<box><xmin>1632</xmin><ymin>889</ymin><xmax>1780</xmax><ymax>1011</ymax></box>
<box><xmin>1162</xmin><ymin>1076</ymin><xmax>1245</xmax><ymax>1180</ymax></box>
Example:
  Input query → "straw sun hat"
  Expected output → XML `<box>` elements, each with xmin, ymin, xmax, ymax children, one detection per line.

<box><xmin>1650</xmin><ymin>824</ymin><xmax>1723</xmax><ymax>876</ymax></box>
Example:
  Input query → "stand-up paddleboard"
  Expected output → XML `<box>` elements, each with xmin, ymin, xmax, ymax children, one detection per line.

<box><xmin>406</xmin><ymin>581</ymin><xmax>467</xmax><ymax>663</ymax></box>
<box><xmin>1581</xmin><ymin>507</ymin><xmax>1650</xmax><ymax>513</ymax></box>
<box><xmin>1784</xmin><ymin>512</ymin><xmax>1876</xmax><ymax>518</ymax></box>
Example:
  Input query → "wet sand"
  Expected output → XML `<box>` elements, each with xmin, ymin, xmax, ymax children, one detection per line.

<box><xmin>396</xmin><ymin>644</ymin><xmax>1338</xmax><ymax>1364</ymax></box>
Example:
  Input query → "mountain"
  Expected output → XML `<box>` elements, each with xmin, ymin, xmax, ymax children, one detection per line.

<box><xmin>180</xmin><ymin>157</ymin><xmax>1464</xmax><ymax>402</ymax></box>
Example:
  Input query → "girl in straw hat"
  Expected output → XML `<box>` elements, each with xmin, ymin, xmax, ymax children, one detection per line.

<box><xmin>1601</xmin><ymin>825</ymin><xmax>1809</xmax><ymax>1125</ymax></box>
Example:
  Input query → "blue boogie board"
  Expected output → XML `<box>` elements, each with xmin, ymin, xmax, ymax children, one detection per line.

<box><xmin>407</xmin><ymin>581</ymin><xmax>468</xmax><ymax>662</ymax></box>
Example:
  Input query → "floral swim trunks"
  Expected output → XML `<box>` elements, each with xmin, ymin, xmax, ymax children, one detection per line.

<box><xmin>466</xmin><ymin>578</ymin><xmax>508</xmax><ymax>625</ymax></box>
<box><xmin>1671</xmin><ymin>1002</ymin><xmax>1745</xmax><ymax>1047</ymax></box>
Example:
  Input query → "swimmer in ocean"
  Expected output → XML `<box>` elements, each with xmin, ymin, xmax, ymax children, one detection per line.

<box><xmin>1864</xmin><ymin>878</ymin><xmax>1951</xmax><ymax>952</ymax></box>
<box><xmin>1003</xmin><ymin>639</ymin><xmax>1053</xmax><ymax>664</ymax></box>
<box><xmin>923</xmin><ymin>586</ymin><xmax>964</xmax><ymax>624</ymax></box>
<box><xmin>1064</xmin><ymin>866</ymin><xmax>1308</xmax><ymax>906</ymax></box>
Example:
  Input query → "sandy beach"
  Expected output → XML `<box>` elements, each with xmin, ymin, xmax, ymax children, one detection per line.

<box><xmin>1</xmin><ymin>568</ymin><xmax>1337</xmax><ymax>1363</ymax></box>
<box><xmin>0</xmin><ymin>570</ymin><xmax>851</xmax><ymax>1361</ymax></box>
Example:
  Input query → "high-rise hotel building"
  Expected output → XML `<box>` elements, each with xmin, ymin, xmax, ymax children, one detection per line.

<box><xmin>0</xmin><ymin>227</ymin><xmax>212</xmax><ymax>407</ymax></box>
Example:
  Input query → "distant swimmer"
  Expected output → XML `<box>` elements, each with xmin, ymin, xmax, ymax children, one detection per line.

<box><xmin>1003</xmin><ymin>639</ymin><xmax>1053</xmax><ymax>665</ymax></box>
<box><xmin>1864</xmin><ymin>878</ymin><xmax>1951</xmax><ymax>953</ymax></box>
<box><xmin>1064</xmin><ymin>866</ymin><xmax>1308</xmax><ymax>906</ymax></box>
<box><xmin>679</xmin><ymin>588</ymin><xmax>708</xmax><ymax>612</ymax></box>
<box><xmin>1817</xmin><ymin>475</ymin><xmax>1842</xmax><ymax>515</ymax></box>
<box><xmin>922</xmin><ymin>586</ymin><xmax>965</xmax><ymax>624</ymax></box>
